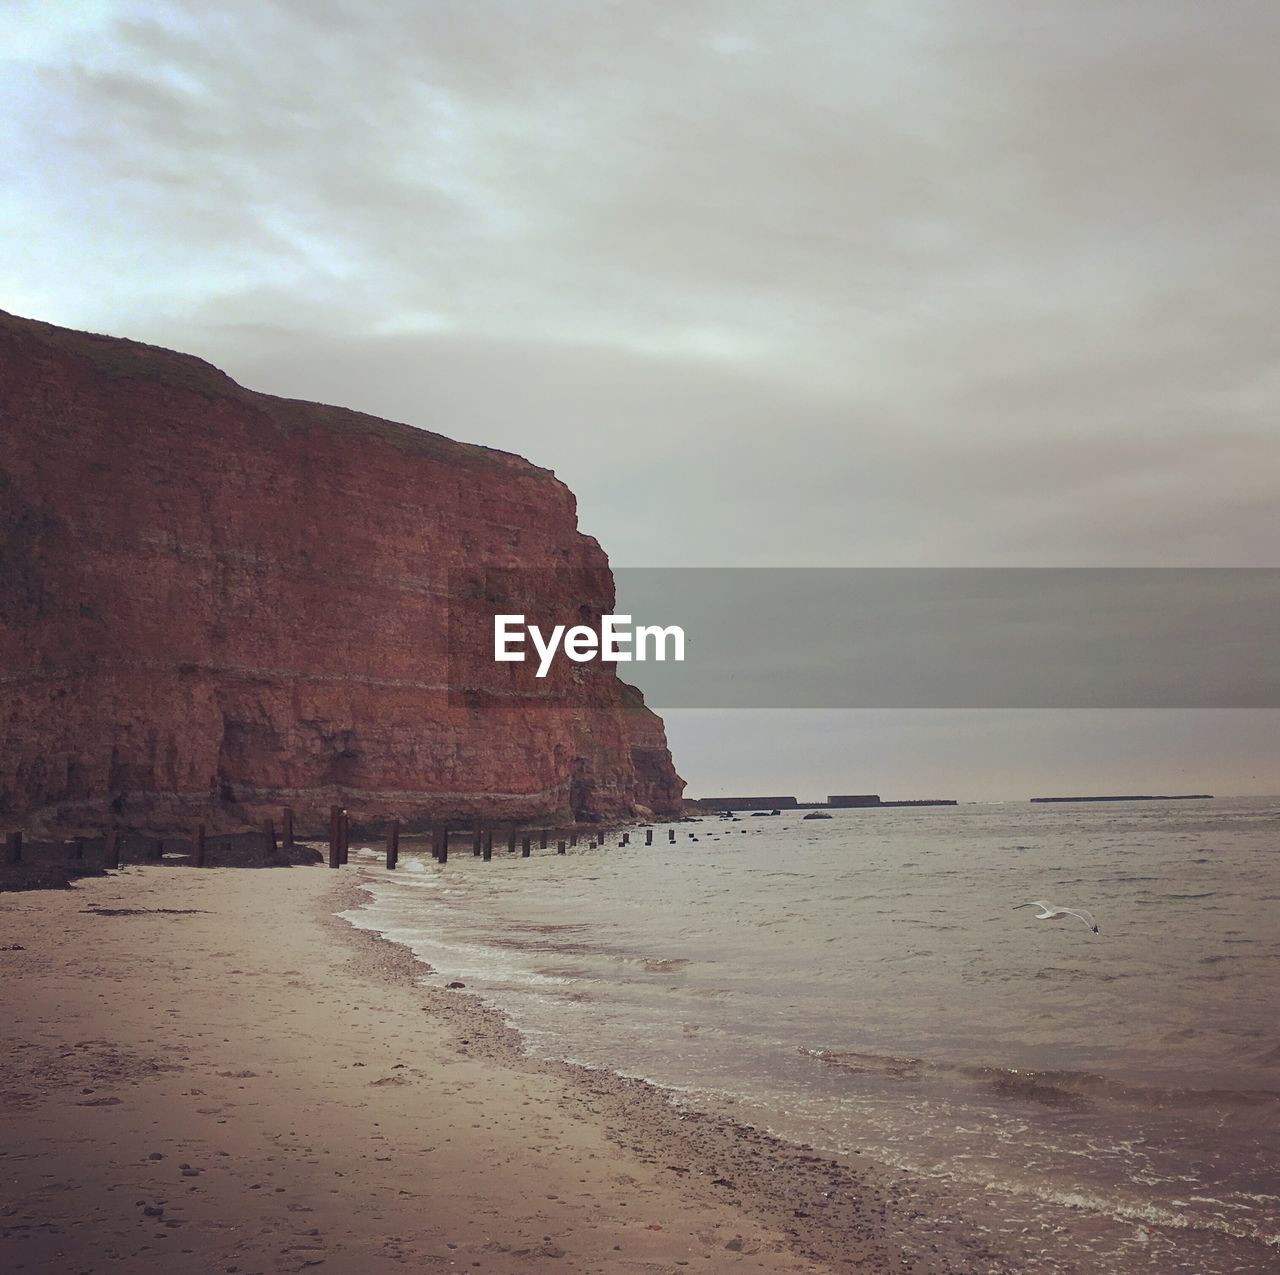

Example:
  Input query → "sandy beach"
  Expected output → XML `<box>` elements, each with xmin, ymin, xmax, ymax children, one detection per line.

<box><xmin>0</xmin><ymin>860</ymin><xmax>945</xmax><ymax>1275</ymax></box>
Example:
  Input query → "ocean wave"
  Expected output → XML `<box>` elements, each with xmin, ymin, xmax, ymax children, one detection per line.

<box><xmin>640</xmin><ymin>957</ymin><xmax>693</xmax><ymax>973</ymax></box>
<box><xmin>844</xmin><ymin>1142</ymin><xmax>1280</xmax><ymax>1252</ymax></box>
<box><xmin>978</xmin><ymin>1174</ymin><xmax>1280</xmax><ymax>1251</ymax></box>
<box><xmin>799</xmin><ymin>1046</ymin><xmax>1280</xmax><ymax>1121</ymax></box>
<box><xmin>800</xmin><ymin>1047</ymin><xmax>923</xmax><ymax>1078</ymax></box>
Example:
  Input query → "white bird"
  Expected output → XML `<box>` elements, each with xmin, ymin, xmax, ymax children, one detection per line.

<box><xmin>1013</xmin><ymin>901</ymin><xmax>1099</xmax><ymax>933</ymax></box>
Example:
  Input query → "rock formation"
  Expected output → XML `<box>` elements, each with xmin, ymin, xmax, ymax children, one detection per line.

<box><xmin>0</xmin><ymin>310</ymin><xmax>683</xmax><ymax>834</ymax></box>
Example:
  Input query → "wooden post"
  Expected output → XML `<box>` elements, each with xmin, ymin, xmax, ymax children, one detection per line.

<box><xmin>5</xmin><ymin>830</ymin><xmax>22</xmax><ymax>865</ymax></box>
<box><xmin>439</xmin><ymin>825</ymin><xmax>448</xmax><ymax>865</ymax></box>
<box><xmin>622</xmin><ymin>832</ymin><xmax>629</xmax><ymax>846</ymax></box>
<box><xmin>669</xmin><ymin>829</ymin><xmax>676</xmax><ymax>843</ymax></box>
<box><xmin>264</xmin><ymin>820</ymin><xmax>278</xmax><ymax>853</ymax></box>
<box><xmin>645</xmin><ymin>829</ymin><xmax>653</xmax><ymax>845</ymax></box>
<box><xmin>193</xmin><ymin>824</ymin><xmax>206</xmax><ymax>868</ymax></box>
<box><xmin>104</xmin><ymin>830</ymin><xmax>120</xmax><ymax>869</ymax></box>
<box><xmin>431</xmin><ymin>824</ymin><xmax>443</xmax><ymax>861</ymax></box>
<box><xmin>282</xmin><ymin>806</ymin><xmax>294</xmax><ymax>848</ymax></box>
<box><xmin>472</xmin><ymin>827</ymin><xmax>483</xmax><ymax>857</ymax></box>
<box><xmin>482</xmin><ymin>831</ymin><xmax>492</xmax><ymax>861</ymax></box>
<box><xmin>507</xmin><ymin>827</ymin><xmax>517</xmax><ymax>854</ymax></box>
<box><xmin>570</xmin><ymin>831</ymin><xmax>578</xmax><ymax>847</ymax></box>
<box><xmin>521</xmin><ymin>835</ymin><xmax>531</xmax><ymax>857</ymax></box>
<box><xmin>339</xmin><ymin>809</ymin><xmax>350</xmax><ymax>865</ymax></box>
<box><xmin>328</xmin><ymin>805</ymin><xmax>342</xmax><ymax>869</ymax></box>
<box><xmin>540</xmin><ymin>828</ymin><xmax>548</xmax><ymax>849</ymax></box>
<box><xmin>557</xmin><ymin>839</ymin><xmax>566</xmax><ymax>855</ymax></box>
<box><xmin>386</xmin><ymin>819</ymin><xmax>400</xmax><ymax>870</ymax></box>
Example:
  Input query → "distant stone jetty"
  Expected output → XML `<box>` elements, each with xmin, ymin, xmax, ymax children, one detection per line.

<box><xmin>703</xmin><ymin>797</ymin><xmax>800</xmax><ymax>811</ymax></box>
<box><xmin>1030</xmin><ymin>794</ymin><xmax>1213</xmax><ymax>803</ymax></box>
<box><xmin>690</xmin><ymin>794</ymin><xmax>957</xmax><ymax>812</ymax></box>
<box><xmin>692</xmin><ymin>792</ymin><xmax>1216</xmax><ymax>812</ymax></box>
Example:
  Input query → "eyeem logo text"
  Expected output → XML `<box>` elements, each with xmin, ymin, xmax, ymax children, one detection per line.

<box><xmin>495</xmin><ymin>614</ymin><xmax>686</xmax><ymax>678</ymax></box>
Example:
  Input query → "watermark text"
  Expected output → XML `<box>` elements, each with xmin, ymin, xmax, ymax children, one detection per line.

<box><xmin>495</xmin><ymin>614</ymin><xmax>686</xmax><ymax>677</ymax></box>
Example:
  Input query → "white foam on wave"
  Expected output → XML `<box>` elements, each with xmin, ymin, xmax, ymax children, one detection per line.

<box><xmin>343</xmin><ymin>894</ymin><xmax>574</xmax><ymax>990</ymax></box>
<box><xmin>859</xmin><ymin>1144</ymin><xmax>1280</xmax><ymax>1251</ymax></box>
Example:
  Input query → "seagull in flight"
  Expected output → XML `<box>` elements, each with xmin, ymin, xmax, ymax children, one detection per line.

<box><xmin>1014</xmin><ymin>901</ymin><xmax>1099</xmax><ymax>933</ymax></box>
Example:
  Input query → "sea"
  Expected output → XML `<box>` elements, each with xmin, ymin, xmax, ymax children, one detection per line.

<box><xmin>341</xmin><ymin>797</ymin><xmax>1280</xmax><ymax>1273</ymax></box>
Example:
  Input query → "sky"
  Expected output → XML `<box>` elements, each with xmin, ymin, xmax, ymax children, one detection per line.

<box><xmin>3</xmin><ymin>0</ymin><xmax>1277</xmax><ymax>798</ymax></box>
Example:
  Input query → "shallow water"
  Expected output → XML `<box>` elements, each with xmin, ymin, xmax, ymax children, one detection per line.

<box><xmin>344</xmin><ymin>797</ymin><xmax>1280</xmax><ymax>1273</ymax></box>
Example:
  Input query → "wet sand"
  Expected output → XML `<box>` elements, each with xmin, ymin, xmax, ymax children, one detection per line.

<box><xmin>0</xmin><ymin>859</ymin><xmax>997</xmax><ymax>1274</ymax></box>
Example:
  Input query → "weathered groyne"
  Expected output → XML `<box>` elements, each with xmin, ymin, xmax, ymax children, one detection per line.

<box><xmin>0</xmin><ymin>310</ymin><xmax>683</xmax><ymax>835</ymax></box>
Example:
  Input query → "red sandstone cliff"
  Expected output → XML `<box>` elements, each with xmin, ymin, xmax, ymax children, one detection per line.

<box><xmin>0</xmin><ymin>310</ymin><xmax>684</xmax><ymax>834</ymax></box>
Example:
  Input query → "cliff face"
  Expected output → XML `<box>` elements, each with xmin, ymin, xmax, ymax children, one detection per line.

<box><xmin>0</xmin><ymin>310</ymin><xmax>683</xmax><ymax>834</ymax></box>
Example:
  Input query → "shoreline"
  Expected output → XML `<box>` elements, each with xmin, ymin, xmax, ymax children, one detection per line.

<box><xmin>330</xmin><ymin>863</ymin><xmax>1025</xmax><ymax>1275</ymax></box>
<box><xmin>2</xmin><ymin>859</ymin><xmax>941</xmax><ymax>1274</ymax></box>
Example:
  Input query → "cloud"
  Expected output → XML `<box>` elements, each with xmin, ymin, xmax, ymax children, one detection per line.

<box><xmin>5</xmin><ymin>0</ymin><xmax>1278</xmax><ymax>790</ymax></box>
<box><xmin>5</xmin><ymin>0</ymin><xmax>1278</xmax><ymax>568</ymax></box>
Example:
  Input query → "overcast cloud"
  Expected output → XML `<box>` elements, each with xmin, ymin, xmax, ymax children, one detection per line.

<box><xmin>3</xmin><ymin>1</ymin><xmax>1277</xmax><ymax>796</ymax></box>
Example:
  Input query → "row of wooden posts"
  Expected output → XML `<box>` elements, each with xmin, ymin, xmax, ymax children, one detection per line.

<box><xmin>2</xmin><ymin>826</ymin><xmax>216</xmax><ymax>869</ymax></box>
<box><xmin>324</xmin><ymin>805</ymin><xmax>673</xmax><ymax>871</ymax></box>
<box><xmin>3</xmin><ymin>828</ymin><xmax>133</xmax><ymax>868</ymax></box>
<box><xmin>2</xmin><ymin>812</ymin><xmax>677</xmax><ymax>872</ymax></box>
